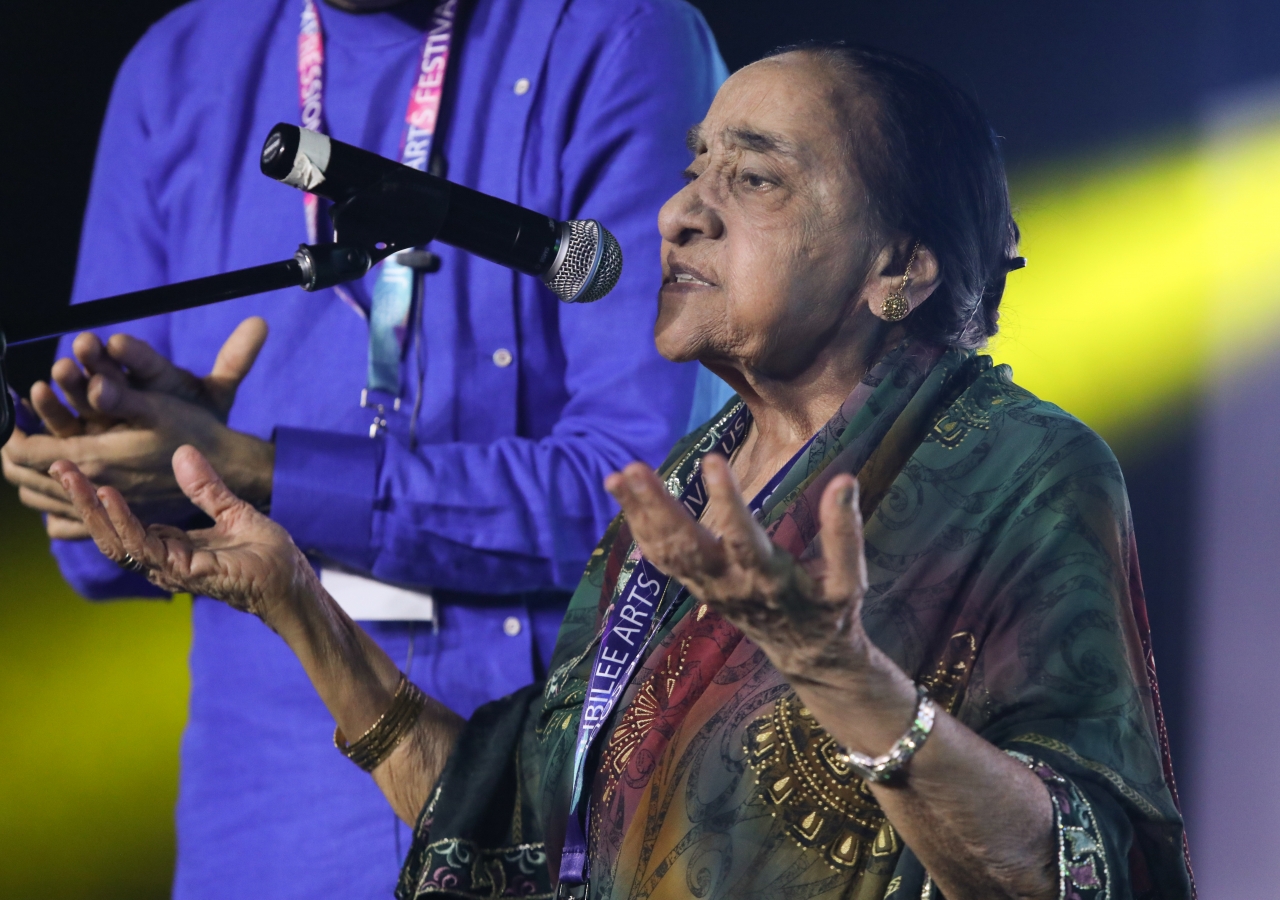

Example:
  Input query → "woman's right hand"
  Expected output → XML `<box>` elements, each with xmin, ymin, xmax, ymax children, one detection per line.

<box><xmin>56</xmin><ymin>443</ymin><xmax>463</xmax><ymax>827</ymax></box>
<box><xmin>51</xmin><ymin>444</ymin><xmax>316</xmax><ymax>624</ymax></box>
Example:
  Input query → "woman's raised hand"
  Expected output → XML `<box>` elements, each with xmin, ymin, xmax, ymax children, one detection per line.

<box><xmin>604</xmin><ymin>454</ymin><xmax>873</xmax><ymax>678</ymax></box>
<box><xmin>57</xmin><ymin>445</ymin><xmax>462</xmax><ymax>825</ymax></box>
<box><xmin>51</xmin><ymin>445</ymin><xmax>316</xmax><ymax>622</ymax></box>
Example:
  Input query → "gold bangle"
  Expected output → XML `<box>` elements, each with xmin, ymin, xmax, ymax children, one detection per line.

<box><xmin>334</xmin><ymin>674</ymin><xmax>427</xmax><ymax>772</ymax></box>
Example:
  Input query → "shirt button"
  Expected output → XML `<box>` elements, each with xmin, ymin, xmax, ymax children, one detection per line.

<box><xmin>503</xmin><ymin>616</ymin><xmax>523</xmax><ymax>637</ymax></box>
<box><xmin>492</xmin><ymin>348</ymin><xmax>514</xmax><ymax>368</ymax></box>
<box><xmin>513</xmin><ymin>77</ymin><xmax>530</xmax><ymax>96</ymax></box>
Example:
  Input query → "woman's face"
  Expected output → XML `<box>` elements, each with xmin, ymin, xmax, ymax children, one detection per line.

<box><xmin>655</xmin><ymin>53</ymin><xmax>874</xmax><ymax>381</ymax></box>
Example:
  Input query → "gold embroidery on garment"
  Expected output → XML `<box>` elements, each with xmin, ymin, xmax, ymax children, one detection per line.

<box><xmin>871</xmin><ymin>821</ymin><xmax>900</xmax><ymax>857</ymax></box>
<box><xmin>742</xmin><ymin>634</ymin><xmax>975</xmax><ymax>878</ymax></box>
<box><xmin>536</xmin><ymin>686</ymin><xmax>584</xmax><ymax>740</ymax></box>
<box><xmin>744</xmin><ymin>694</ymin><xmax>887</xmax><ymax>873</ymax></box>
<box><xmin>598</xmin><ymin>634</ymin><xmax>691</xmax><ymax>805</ymax></box>
<box><xmin>917</xmin><ymin>632</ymin><xmax>977</xmax><ymax>715</ymax></box>
<box><xmin>927</xmin><ymin>383</ymin><xmax>1000</xmax><ymax>449</ymax></box>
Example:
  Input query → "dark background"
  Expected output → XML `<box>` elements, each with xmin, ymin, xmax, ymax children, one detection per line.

<box><xmin>2</xmin><ymin>1</ymin><xmax>1279</xmax><ymax>893</ymax></box>
<box><xmin>7</xmin><ymin>0</ymin><xmax>1280</xmax><ymax>394</ymax></box>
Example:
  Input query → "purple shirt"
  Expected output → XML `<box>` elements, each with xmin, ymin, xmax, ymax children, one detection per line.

<box><xmin>50</xmin><ymin>0</ymin><xmax>725</xmax><ymax>895</ymax></box>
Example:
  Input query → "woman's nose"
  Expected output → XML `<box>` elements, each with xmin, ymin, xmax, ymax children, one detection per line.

<box><xmin>658</xmin><ymin>178</ymin><xmax>723</xmax><ymax>245</ymax></box>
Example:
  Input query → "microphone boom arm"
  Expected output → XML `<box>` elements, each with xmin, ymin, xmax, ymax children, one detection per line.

<box><xmin>0</xmin><ymin>241</ymin><xmax>378</xmax><ymax>445</ymax></box>
<box><xmin>0</xmin><ymin>121</ymin><xmax>622</xmax><ymax>446</ymax></box>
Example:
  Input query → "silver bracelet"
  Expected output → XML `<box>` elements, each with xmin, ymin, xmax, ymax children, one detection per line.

<box><xmin>834</xmin><ymin>684</ymin><xmax>936</xmax><ymax>784</ymax></box>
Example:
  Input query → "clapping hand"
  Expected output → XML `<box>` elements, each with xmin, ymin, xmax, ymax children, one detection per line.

<box><xmin>2</xmin><ymin>318</ymin><xmax>273</xmax><ymax>537</ymax></box>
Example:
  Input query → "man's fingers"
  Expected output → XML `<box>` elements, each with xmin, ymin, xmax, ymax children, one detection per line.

<box><xmin>205</xmin><ymin>318</ymin><xmax>268</xmax><ymax>415</ymax></box>
<box><xmin>700</xmin><ymin>454</ymin><xmax>771</xmax><ymax>567</ymax></box>
<box><xmin>29</xmin><ymin>381</ymin><xmax>81</xmax><ymax>437</ymax></box>
<box><xmin>107</xmin><ymin>332</ymin><xmax>176</xmax><ymax>383</ymax></box>
<box><xmin>172</xmin><ymin>445</ymin><xmax>247</xmax><ymax>521</ymax></box>
<box><xmin>3</xmin><ymin>430</ymin><xmax>94</xmax><ymax>476</ymax></box>
<box><xmin>87</xmin><ymin>374</ymin><xmax>156</xmax><ymax>424</ymax></box>
<box><xmin>74</xmin><ymin>331</ymin><xmax>130</xmax><ymax>389</ymax></box>
<box><xmin>51</xmin><ymin>356</ymin><xmax>96</xmax><ymax>420</ymax></box>
<box><xmin>106</xmin><ymin>332</ymin><xmax>209</xmax><ymax>403</ymax></box>
<box><xmin>818</xmin><ymin>475</ymin><xmax>868</xmax><ymax>606</ymax></box>
<box><xmin>17</xmin><ymin>486</ymin><xmax>78</xmax><ymax>518</ymax></box>
<box><xmin>51</xmin><ymin>460</ymin><xmax>126</xmax><ymax>561</ymax></box>
<box><xmin>46</xmin><ymin>515</ymin><xmax>92</xmax><ymax>540</ymax></box>
<box><xmin>71</xmin><ymin>332</ymin><xmax>106</xmax><ymax>372</ymax></box>
<box><xmin>2</xmin><ymin>444</ymin><xmax>73</xmax><ymax>501</ymax></box>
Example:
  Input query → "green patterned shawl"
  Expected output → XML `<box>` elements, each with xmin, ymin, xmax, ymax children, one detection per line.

<box><xmin>397</xmin><ymin>341</ymin><xmax>1193</xmax><ymax>900</ymax></box>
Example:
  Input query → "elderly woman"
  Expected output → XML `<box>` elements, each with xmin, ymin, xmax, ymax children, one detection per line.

<box><xmin>53</xmin><ymin>44</ymin><xmax>1192</xmax><ymax>900</ymax></box>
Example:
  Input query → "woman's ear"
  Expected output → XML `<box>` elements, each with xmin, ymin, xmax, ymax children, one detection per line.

<box><xmin>864</xmin><ymin>240</ymin><xmax>941</xmax><ymax>322</ymax></box>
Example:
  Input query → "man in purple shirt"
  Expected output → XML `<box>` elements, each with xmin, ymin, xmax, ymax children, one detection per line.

<box><xmin>0</xmin><ymin>0</ymin><xmax>727</xmax><ymax>895</ymax></box>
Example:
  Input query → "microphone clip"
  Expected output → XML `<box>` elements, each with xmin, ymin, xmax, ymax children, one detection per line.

<box><xmin>294</xmin><ymin>243</ymin><xmax>375</xmax><ymax>292</ymax></box>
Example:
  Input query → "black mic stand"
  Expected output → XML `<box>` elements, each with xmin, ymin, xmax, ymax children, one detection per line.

<box><xmin>0</xmin><ymin>241</ymin><xmax>420</xmax><ymax>445</ymax></box>
<box><xmin>0</xmin><ymin>140</ymin><xmax>461</xmax><ymax>446</ymax></box>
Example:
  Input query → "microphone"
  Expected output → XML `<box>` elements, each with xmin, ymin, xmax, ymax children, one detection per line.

<box><xmin>260</xmin><ymin>123</ymin><xmax>621</xmax><ymax>304</ymax></box>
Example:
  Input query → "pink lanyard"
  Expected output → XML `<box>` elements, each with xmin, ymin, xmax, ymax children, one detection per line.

<box><xmin>297</xmin><ymin>0</ymin><xmax>457</xmax><ymax>316</ymax></box>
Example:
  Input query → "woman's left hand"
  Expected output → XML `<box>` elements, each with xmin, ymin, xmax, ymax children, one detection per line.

<box><xmin>607</xmin><ymin>455</ymin><xmax>922</xmax><ymax>758</ymax></box>
<box><xmin>610</xmin><ymin>457</ymin><xmax>1058</xmax><ymax>900</ymax></box>
<box><xmin>604</xmin><ymin>454</ymin><xmax>874</xmax><ymax>681</ymax></box>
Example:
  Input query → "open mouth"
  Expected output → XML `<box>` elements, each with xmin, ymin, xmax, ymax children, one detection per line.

<box><xmin>665</xmin><ymin>260</ymin><xmax>717</xmax><ymax>288</ymax></box>
<box><xmin>673</xmin><ymin>273</ymin><xmax>713</xmax><ymax>285</ymax></box>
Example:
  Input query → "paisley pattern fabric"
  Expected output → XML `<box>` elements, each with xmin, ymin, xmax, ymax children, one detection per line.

<box><xmin>397</xmin><ymin>341</ymin><xmax>1194</xmax><ymax>900</ymax></box>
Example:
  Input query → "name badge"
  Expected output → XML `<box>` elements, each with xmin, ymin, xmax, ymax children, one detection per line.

<box><xmin>319</xmin><ymin>568</ymin><xmax>435</xmax><ymax>622</ymax></box>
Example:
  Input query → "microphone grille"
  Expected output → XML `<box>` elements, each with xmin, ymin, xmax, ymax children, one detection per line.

<box><xmin>543</xmin><ymin>220</ymin><xmax>623</xmax><ymax>303</ymax></box>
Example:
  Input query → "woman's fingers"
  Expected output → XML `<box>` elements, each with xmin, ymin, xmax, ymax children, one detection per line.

<box><xmin>51</xmin><ymin>460</ymin><xmax>127</xmax><ymax>562</ymax></box>
<box><xmin>54</xmin><ymin>459</ymin><xmax>196</xmax><ymax>590</ymax></box>
<box><xmin>701</xmin><ymin>454</ymin><xmax>771</xmax><ymax>569</ymax></box>
<box><xmin>818</xmin><ymin>475</ymin><xmax>868</xmax><ymax>609</ymax></box>
<box><xmin>606</xmin><ymin>463</ymin><xmax>685</xmax><ymax>545</ymax></box>
<box><xmin>99</xmin><ymin>485</ymin><xmax>169</xmax><ymax>572</ymax></box>
<box><xmin>606</xmin><ymin>462</ymin><xmax>724</xmax><ymax>583</ymax></box>
<box><xmin>171</xmin><ymin>445</ymin><xmax>247</xmax><ymax>522</ymax></box>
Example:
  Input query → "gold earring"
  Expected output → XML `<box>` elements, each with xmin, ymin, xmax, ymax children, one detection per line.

<box><xmin>880</xmin><ymin>241</ymin><xmax>920</xmax><ymax>323</ymax></box>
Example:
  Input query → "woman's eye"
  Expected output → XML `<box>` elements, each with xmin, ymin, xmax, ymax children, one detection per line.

<box><xmin>741</xmin><ymin>171</ymin><xmax>773</xmax><ymax>189</ymax></box>
<box><xmin>681</xmin><ymin>167</ymin><xmax>699</xmax><ymax>183</ymax></box>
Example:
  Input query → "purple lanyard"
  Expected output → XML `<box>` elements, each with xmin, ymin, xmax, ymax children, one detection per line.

<box><xmin>557</xmin><ymin>404</ymin><xmax>809</xmax><ymax>894</ymax></box>
<box><xmin>297</xmin><ymin>0</ymin><xmax>457</xmax><ymax>320</ymax></box>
